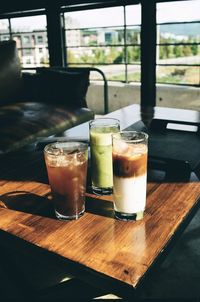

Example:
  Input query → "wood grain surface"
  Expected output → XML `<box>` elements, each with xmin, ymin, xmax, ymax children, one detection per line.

<box><xmin>0</xmin><ymin>160</ymin><xmax>199</xmax><ymax>289</ymax></box>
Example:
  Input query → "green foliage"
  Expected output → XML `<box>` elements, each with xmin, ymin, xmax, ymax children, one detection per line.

<box><xmin>127</xmin><ymin>47</ymin><xmax>140</xmax><ymax>62</ymax></box>
<box><xmin>92</xmin><ymin>48</ymin><xmax>106</xmax><ymax>63</ymax></box>
<box><xmin>67</xmin><ymin>50</ymin><xmax>77</xmax><ymax>63</ymax></box>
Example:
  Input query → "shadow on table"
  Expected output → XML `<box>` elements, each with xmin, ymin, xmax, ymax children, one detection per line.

<box><xmin>85</xmin><ymin>196</ymin><xmax>114</xmax><ymax>219</ymax></box>
<box><xmin>0</xmin><ymin>191</ymin><xmax>55</xmax><ymax>219</ymax></box>
<box><xmin>0</xmin><ymin>190</ymin><xmax>115</xmax><ymax>220</ymax></box>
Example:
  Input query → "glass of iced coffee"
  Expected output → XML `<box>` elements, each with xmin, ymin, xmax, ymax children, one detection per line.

<box><xmin>89</xmin><ymin>118</ymin><xmax>120</xmax><ymax>195</ymax></box>
<box><xmin>44</xmin><ymin>142</ymin><xmax>88</xmax><ymax>220</ymax></box>
<box><xmin>112</xmin><ymin>131</ymin><xmax>148</xmax><ymax>221</ymax></box>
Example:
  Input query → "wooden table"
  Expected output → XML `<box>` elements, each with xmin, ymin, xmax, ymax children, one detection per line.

<box><xmin>0</xmin><ymin>104</ymin><xmax>199</xmax><ymax>298</ymax></box>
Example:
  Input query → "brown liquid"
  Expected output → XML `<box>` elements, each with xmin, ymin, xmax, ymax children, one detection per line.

<box><xmin>46</xmin><ymin>160</ymin><xmax>87</xmax><ymax>218</ymax></box>
<box><xmin>113</xmin><ymin>151</ymin><xmax>147</xmax><ymax>178</ymax></box>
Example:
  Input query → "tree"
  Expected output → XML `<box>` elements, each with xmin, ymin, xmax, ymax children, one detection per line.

<box><xmin>173</xmin><ymin>45</ymin><xmax>183</xmax><ymax>58</ymax></box>
<box><xmin>182</xmin><ymin>45</ymin><xmax>192</xmax><ymax>57</ymax></box>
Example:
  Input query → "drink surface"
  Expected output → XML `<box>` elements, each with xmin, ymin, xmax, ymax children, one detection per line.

<box><xmin>90</xmin><ymin>126</ymin><xmax>119</xmax><ymax>189</ymax></box>
<box><xmin>112</xmin><ymin>142</ymin><xmax>147</xmax><ymax>214</ymax></box>
<box><xmin>45</xmin><ymin>151</ymin><xmax>87</xmax><ymax>218</ymax></box>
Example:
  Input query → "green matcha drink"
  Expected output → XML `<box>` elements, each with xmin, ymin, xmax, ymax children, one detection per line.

<box><xmin>89</xmin><ymin>118</ymin><xmax>120</xmax><ymax>195</ymax></box>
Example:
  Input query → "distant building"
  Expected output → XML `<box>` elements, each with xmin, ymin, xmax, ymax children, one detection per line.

<box><xmin>0</xmin><ymin>23</ymin><xmax>49</xmax><ymax>67</ymax></box>
<box><xmin>98</xmin><ymin>29</ymin><xmax>118</xmax><ymax>45</ymax></box>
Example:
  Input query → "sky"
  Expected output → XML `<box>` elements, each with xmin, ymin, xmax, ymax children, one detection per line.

<box><xmin>1</xmin><ymin>0</ymin><xmax>200</xmax><ymax>31</ymax></box>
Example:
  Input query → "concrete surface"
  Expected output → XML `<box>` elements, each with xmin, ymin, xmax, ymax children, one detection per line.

<box><xmin>87</xmin><ymin>82</ymin><xmax>200</xmax><ymax>114</ymax></box>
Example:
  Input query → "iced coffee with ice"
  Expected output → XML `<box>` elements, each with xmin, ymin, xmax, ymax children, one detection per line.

<box><xmin>44</xmin><ymin>142</ymin><xmax>88</xmax><ymax>220</ymax></box>
<box><xmin>112</xmin><ymin>131</ymin><xmax>148</xmax><ymax>221</ymax></box>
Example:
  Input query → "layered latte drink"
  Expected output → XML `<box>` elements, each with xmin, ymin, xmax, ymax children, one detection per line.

<box><xmin>112</xmin><ymin>131</ymin><xmax>148</xmax><ymax>221</ymax></box>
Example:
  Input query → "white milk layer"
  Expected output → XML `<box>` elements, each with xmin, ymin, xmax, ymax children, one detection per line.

<box><xmin>113</xmin><ymin>174</ymin><xmax>147</xmax><ymax>213</ymax></box>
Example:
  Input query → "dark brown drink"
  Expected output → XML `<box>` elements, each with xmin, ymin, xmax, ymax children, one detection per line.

<box><xmin>44</xmin><ymin>142</ymin><xmax>88</xmax><ymax>220</ymax></box>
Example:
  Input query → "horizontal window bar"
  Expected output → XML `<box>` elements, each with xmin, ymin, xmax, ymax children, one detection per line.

<box><xmin>61</xmin><ymin>1</ymin><xmax>140</xmax><ymax>13</ymax></box>
<box><xmin>157</xmin><ymin>43</ymin><xmax>200</xmax><ymax>46</ymax></box>
<box><xmin>17</xmin><ymin>47</ymin><xmax>48</xmax><ymax>50</ymax></box>
<box><xmin>11</xmin><ymin>30</ymin><xmax>47</xmax><ymax>34</ymax></box>
<box><xmin>65</xmin><ymin>25</ymin><xmax>141</xmax><ymax>31</ymax></box>
<box><xmin>157</xmin><ymin>21</ymin><xmax>200</xmax><ymax>26</ymax></box>
<box><xmin>66</xmin><ymin>44</ymin><xmax>140</xmax><ymax>47</ymax></box>
<box><xmin>156</xmin><ymin>64</ymin><xmax>200</xmax><ymax>67</ymax></box>
<box><xmin>66</xmin><ymin>62</ymin><xmax>141</xmax><ymax>66</ymax></box>
<box><xmin>0</xmin><ymin>9</ymin><xmax>46</xmax><ymax>19</ymax></box>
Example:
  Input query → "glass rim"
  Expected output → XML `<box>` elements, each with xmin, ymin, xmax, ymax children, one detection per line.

<box><xmin>112</xmin><ymin>130</ymin><xmax>148</xmax><ymax>143</ymax></box>
<box><xmin>89</xmin><ymin>117</ymin><xmax>120</xmax><ymax>127</ymax></box>
<box><xmin>44</xmin><ymin>141</ymin><xmax>88</xmax><ymax>155</ymax></box>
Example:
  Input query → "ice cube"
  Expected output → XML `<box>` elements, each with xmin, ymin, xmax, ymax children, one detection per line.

<box><xmin>113</xmin><ymin>140</ymin><xmax>129</xmax><ymax>154</ymax></box>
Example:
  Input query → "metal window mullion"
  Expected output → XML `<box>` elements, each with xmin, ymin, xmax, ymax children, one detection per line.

<box><xmin>124</xmin><ymin>6</ymin><xmax>128</xmax><ymax>83</ymax></box>
<box><xmin>8</xmin><ymin>18</ymin><xmax>12</xmax><ymax>39</ymax></box>
<box><xmin>61</xmin><ymin>12</ymin><xmax>67</xmax><ymax>67</ymax></box>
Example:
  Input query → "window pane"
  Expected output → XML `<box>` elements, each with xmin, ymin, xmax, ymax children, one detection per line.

<box><xmin>11</xmin><ymin>15</ymin><xmax>47</xmax><ymax>32</ymax></box>
<box><xmin>126</xmin><ymin>26</ymin><xmax>141</xmax><ymax>45</ymax></box>
<box><xmin>127</xmin><ymin>64</ymin><xmax>141</xmax><ymax>82</ymax></box>
<box><xmin>64</xmin><ymin>7</ymin><xmax>123</xmax><ymax>29</ymax></box>
<box><xmin>158</xmin><ymin>23</ymin><xmax>200</xmax><ymax>44</ymax></box>
<box><xmin>126</xmin><ymin>4</ymin><xmax>141</xmax><ymax>25</ymax></box>
<box><xmin>67</xmin><ymin>46</ymin><xmax>124</xmax><ymax>64</ymax></box>
<box><xmin>157</xmin><ymin>0</ymin><xmax>200</xmax><ymax>23</ymax></box>
<box><xmin>156</xmin><ymin>65</ymin><xmax>199</xmax><ymax>85</ymax></box>
<box><xmin>0</xmin><ymin>19</ymin><xmax>10</xmax><ymax>40</ymax></box>
<box><xmin>156</xmin><ymin>0</ymin><xmax>200</xmax><ymax>89</ymax></box>
<box><xmin>10</xmin><ymin>15</ymin><xmax>49</xmax><ymax>67</ymax></box>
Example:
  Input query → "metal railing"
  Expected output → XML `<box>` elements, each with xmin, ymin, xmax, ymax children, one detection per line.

<box><xmin>22</xmin><ymin>66</ymin><xmax>109</xmax><ymax>114</ymax></box>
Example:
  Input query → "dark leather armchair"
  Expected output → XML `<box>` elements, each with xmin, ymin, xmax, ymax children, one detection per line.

<box><xmin>0</xmin><ymin>40</ymin><xmax>94</xmax><ymax>154</ymax></box>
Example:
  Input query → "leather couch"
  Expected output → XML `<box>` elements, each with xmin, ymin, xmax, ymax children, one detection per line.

<box><xmin>0</xmin><ymin>40</ymin><xmax>94</xmax><ymax>155</ymax></box>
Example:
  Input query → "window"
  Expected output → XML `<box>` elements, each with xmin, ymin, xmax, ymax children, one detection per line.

<box><xmin>23</xmin><ymin>35</ymin><xmax>31</xmax><ymax>44</ymax></box>
<box><xmin>156</xmin><ymin>0</ymin><xmax>200</xmax><ymax>86</ymax></box>
<box><xmin>37</xmin><ymin>35</ymin><xmax>43</xmax><ymax>43</ymax></box>
<box><xmin>0</xmin><ymin>14</ymin><xmax>49</xmax><ymax>67</ymax></box>
<box><xmin>63</xmin><ymin>4</ymin><xmax>141</xmax><ymax>82</ymax></box>
<box><xmin>23</xmin><ymin>48</ymin><xmax>32</xmax><ymax>55</ymax></box>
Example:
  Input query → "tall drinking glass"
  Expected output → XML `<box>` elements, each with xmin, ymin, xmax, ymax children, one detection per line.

<box><xmin>112</xmin><ymin>131</ymin><xmax>148</xmax><ymax>221</ymax></box>
<box><xmin>89</xmin><ymin>118</ymin><xmax>120</xmax><ymax>195</ymax></box>
<box><xmin>44</xmin><ymin>142</ymin><xmax>88</xmax><ymax>220</ymax></box>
